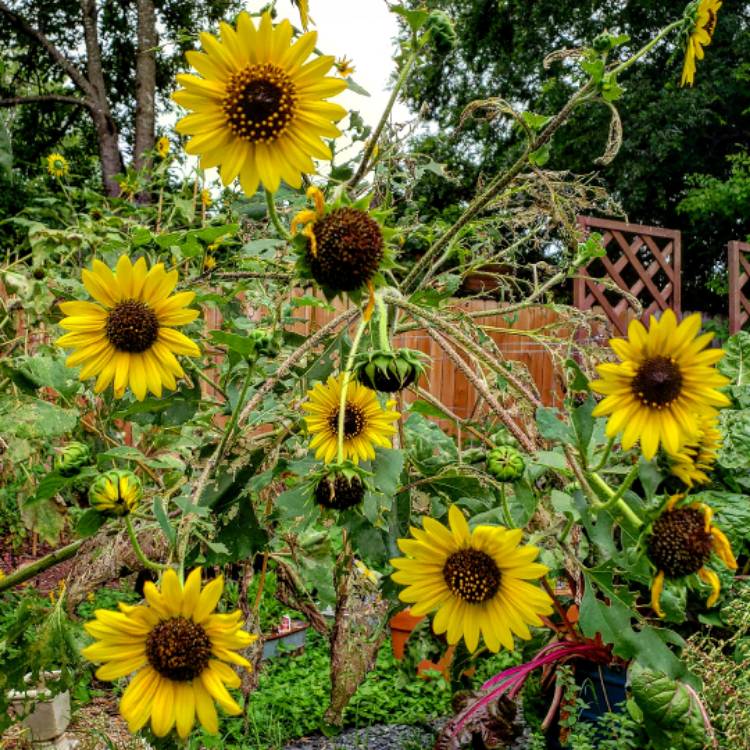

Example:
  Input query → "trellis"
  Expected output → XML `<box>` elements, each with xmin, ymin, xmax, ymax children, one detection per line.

<box><xmin>728</xmin><ymin>240</ymin><xmax>750</xmax><ymax>334</ymax></box>
<box><xmin>574</xmin><ymin>216</ymin><xmax>681</xmax><ymax>336</ymax></box>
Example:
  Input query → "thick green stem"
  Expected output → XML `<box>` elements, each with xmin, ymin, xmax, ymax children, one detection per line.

<box><xmin>125</xmin><ymin>515</ymin><xmax>167</xmax><ymax>572</ymax></box>
<box><xmin>587</xmin><ymin>464</ymin><xmax>643</xmax><ymax>528</ymax></box>
<box><xmin>0</xmin><ymin>539</ymin><xmax>84</xmax><ymax>594</ymax></box>
<box><xmin>347</xmin><ymin>47</ymin><xmax>419</xmax><ymax>190</ymax></box>
<box><xmin>265</xmin><ymin>190</ymin><xmax>291</xmax><ymax>240</ymax></box>
<box><xmin>498</xmin><ymin>484</ymin><xmax>513</xmax><ymax>527</ymax></box>
<box><xmin>610</xmin><ymin>20</ymin><xmax>683</xmax><ymax>77</ymax></box>
<box><xmin>337</xmin><ymin>317</ymin><xmax>369</xmax><ymax>462</ymax></box>
<box><xmin>590</xmin><ymin>436</ymin><xmax>616</xmax><ymax>472</ymax></box>
<box><xmin>214</xmin><ymin>364</ymin><xmax>254</xmax><ymax>465</ymax></box>
<box><xmin>376</xmin><ymin>296</ymin><xmax>391</xmax><ymax>352</ymax></box>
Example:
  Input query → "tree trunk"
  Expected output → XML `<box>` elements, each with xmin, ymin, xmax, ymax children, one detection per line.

<box><xmin>134</xmin><ymin>0</ymin><xmax>157</xmax><ymax>173</ymax></box>
<box><xmin>80</xmin><ymin>0</ymin><xmax>123</xmax><ymax>195</ymax></box>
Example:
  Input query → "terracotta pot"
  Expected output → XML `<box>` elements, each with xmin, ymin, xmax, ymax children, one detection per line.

<box><xmin>417</xmin><ymin>645</ymin><xmax>455</xmax><ymax>681</ymax></box>
<box><xmin>389</xmin><ymin>608</ymin><xmax>424</xmax><ymax>660</ymax></box>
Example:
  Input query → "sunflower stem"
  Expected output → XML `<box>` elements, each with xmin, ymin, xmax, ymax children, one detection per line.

<box><xmin>498</xmin><ymin>484</ymin><xmax>513</xmax><ymax>527</ymax></box>
<box><xmin>215</xmin><ymin>363</ymin><xmax>255</xmax><ymax>466</ymax></box>
<box><xmin>589</xmin><ymin>436</ymin><xmax>616</xmax><ymax>472</ymax></box>
<box><xmin>265</xmin><ymin>190</ymin><xmax>292</xmax><ymax>240</ymax></box>
<box><xmin>609</xmin><ymin>20</ymin><xmax>684</xmax><ymax>77</ymax></box>
<box><xmin>125</xmin><ymin>515</ymin><xmax>167</xmax><ymax>572</ymax></box>
<box><xmin>375</xmin><ymin>295</ymin><xmax>391</xmax><ymax>352</ymax></box>
<box><xmin>586</xmin><ymin>465</ymin><xmax>643</xmax><ymax>528</ymax></box>
<box><xmin>337</xmin><ymin>316</ymin><xmax>370</xmax><ymax>463</ymax></box>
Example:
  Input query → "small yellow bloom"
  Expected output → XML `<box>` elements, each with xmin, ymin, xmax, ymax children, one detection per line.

<box><xmin>156</xmin><ymin>136</ymin><xmax>170</xmax><ymax>159</ymax></box>
<box><xmin>681</xmin><ymin>0</ymin><xmax>722</xmax><ymax>86</ymax></box>
<box><xmin>391</xmin><ymin>505</ymin><xmax>552</xmax><ymax>652</ymax></box>
<box><xmin>201</xmin><ymin>188</ymin><xmax>212</xmax><ymax>208</ymax></box>
<box><xmin>82</xmin><ymin>568</ymin><xmax>257</xmax><ymax>739</ymax></box>
<box><xmin>204</xmin><ymin>256</ymin><xmax>217</xmax><ymax>272</ymax></box>
<box><xmin>334</xmin><ymin>56</ymin><xmax>355</xmax><ymax>78</ymax></box>
<box><xmin>47</xmin><ymin>153</ymin><xmax>69</xmax><ymax>178</ymax></box>
<box><xmin>302</xmin><ymin>373</ymin><xmax>399</xmax><ymax>464</ymax></box>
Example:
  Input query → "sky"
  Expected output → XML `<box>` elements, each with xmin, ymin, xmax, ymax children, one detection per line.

<box><xmin>193</xmin><ymin>0</ymin><xmax>413</xmax><ymax>186</ymax></box>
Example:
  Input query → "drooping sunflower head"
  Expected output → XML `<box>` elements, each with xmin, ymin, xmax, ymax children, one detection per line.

<box><xmin>391</xmin><ymin>505</ymin><xmax>552</xmax><ymax>653</ymax></box>
<box><xmin>647</xmin><ymin>494</ymin><xmax>736</xmax><ymax>618</ymax></box>
<box><xmin>57</xmin><ymin>255</ymin><xmax>201</xmax><ymax>401</ymax></box>
<box><xmin>173</xmin><ymin>12</ymin><xmax>347</xmax><ymax>197</ymax></box>
<box><xmin>666</xmin><ymin>413</ymin><xmax>721</xmax><ymax>487</ymax></box>
<box><xmin>89</xmin><ymin>469</ymin><xmax>142</xmax><ymax>516</ymax></box>
<box><xmin>82</xmin><ymin>568</ymin><xmax>257</xmax><ymax>739</ymax></box>
<box><xmin>590</xmin><ymin>310</ymin><xmax>730</xmax><ymax>461</ymax></box>
<box><xmin>54</xmin><ymin>441</ymin><xmax>91</xmax><ymax>477</ymax></box>
<box><xmin>156</xmin><ymin>136</ymin><xmax>170</xmax><ymax>159</ymax></box>
<box><xmin>47</xmin><ymin>152</ymin><xmax>69</xmax><ymax>178</ymax></box>
<box><xmin>353</xmin><ymin>347</ymin><xmax>430</xmax><ymax>393</ymax></box>
<box><xmin>681</xmin><ymin>0</ymin><xmax>722</xmax><ymax>86</ymax></box>
<box><xmin>302</xmin><ymin>373</ymin><xmax>400</xmax><ymax>464</ymax></box>
<box><xmin>312</xmin><ymin>461</ymin><xmax>370</xmax><ymax>511</ymax></box>
<box><xmin>291</xmin><ymin>187</ymin><xmax>395</xmax><ymax>296</ymax></box>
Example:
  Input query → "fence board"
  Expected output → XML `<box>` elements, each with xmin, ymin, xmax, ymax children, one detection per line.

<box><xmin>729</xmin><ymin>241</ymin><xmax>750</xmax><ymax>334</ymax></box>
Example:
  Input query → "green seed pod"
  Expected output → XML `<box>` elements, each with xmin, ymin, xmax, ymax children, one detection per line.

<box><xmin>89</xmin><ymin>469</ymin><xmax>142</xmax><ymax>517</ymax></box>
<box><xmin>54</xmin><ymin>441</ymin><xmax>91</xmax><ymax>477</ymax></box>
<box><xmin>487</xmin><ymin>446</ymin><xmax>525</xmax><ymax>482</ymax></box>
<box><xmin>353</xmin><ymin>348</ymin><xmax>429</xmax><ymax>393</ymax></box>
<box><xmin>425</xmin><ymin>10</ymin><xmax>457</xmax><ymax>53</ymax></box>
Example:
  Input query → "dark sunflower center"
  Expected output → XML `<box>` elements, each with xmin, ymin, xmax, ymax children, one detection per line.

<box><xmin>647</xmin><ymin>507</ymin><xmax>713</xmax><ymax>578</ymax></box>
<box><xmin>706</xmin><ymin>9</ymin><xmax>718</xmax><ymax>36</ymax></box>
<box><xmin>314</xmin><ymin>474</ymin><xmax>365</xmax><ymax>510</ymax></box>
<box><xmin>327</xmin><ymin>403</ymin><xmax>366</xmax><ymax>440</ymax></box>
<box><xmin>308</xmin><ymin>208</ymin><xmax>384</xmax><ymax>292</ymax></box>
<box><xmin>145</xmin><ymin>617</ymin><xmax>212</xmax><ymax>681</ymax></box>
<box><xmin>631</xmin><ymin>355</ymin><xmax>683</xmax><ymax>408</ymax></box>
<box><xmin>105</xmin><ymin>300</ymin><xmax>159</xmax><ymax>353</ymax></box>
<box><xmin>443</xmin><ymin>548</ymin><xmax>501</xmax><ymax>604</ymax></box>
<box><xmin>222</xmin><ymin>63</ymin><xmax>297</xmax><ymax>143</ymax></box>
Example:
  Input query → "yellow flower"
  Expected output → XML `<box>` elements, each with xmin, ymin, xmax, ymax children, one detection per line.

<box><xmin>57</xmin><ymin>255</ymin><xmax>201</xmax><ymax>401</ymax></box>
<box><xmin>82</xmin><ymin>568</ymin><xmax>256</xmax><ymax>739</ymax></box>
<box><xmin>47</xmin><ymin>153</ymin><xmax>69</xmax><ymax>178</ymax></box>
<box><xmin>334</xmin><ymin>56</ymin><xmax>355</xmax><ymax>78</ymax></box>
<box><xmin>173</xmin><ymin>12</ymin><xmax>347</xmax><ymax>196</ymax></box>
<box><xmin>681</xmin><ymin>0</ymin><xmax>722</xmax><ymax>86</ymax></box>
<box><xmin>204</xmin><ymin>255</ymin><xmax>217</xmax><ymax>272</ymax></box>
<box><xmin>156</xmin><ymin>136</ymin><xmax>170</xmax><ymax>158</ymax></box>
<box><xmin>302</xmin><ymin>373</ymin><xmax>400</xmax><ymax>463</ymax></box>
<box><xmin>391</xmin><ymin>505</ymin><xmax>552</xmax><ymax>653</ymax></box>
<box><xmin>667</xmin><ymin>413</ymin><xmax>722</xmax><ymax>487</ymax></box>
<box><xmin>648</xmin><ymin>494</ymin><xmax>736</xmax><ymax>617</ymax></box>
<box><xmin>589</xmin><ymin>310</ymin><xmax>730</xmax><ymax>461</ymax></box>
<box><xmin>292</xmin><ymin>0</ymin><xmax>311</xmax><ymax>30</ymax></box>
<box><xmin>201</xmin><ymin>188</ymin><xmax>212</xmax><ymax>208</ymax></box>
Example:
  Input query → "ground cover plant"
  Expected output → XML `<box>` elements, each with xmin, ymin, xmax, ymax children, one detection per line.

<box><xmin>2</xmin><ymin>1</ymin><xmax>750</xmax><ymax>748</ymax></box>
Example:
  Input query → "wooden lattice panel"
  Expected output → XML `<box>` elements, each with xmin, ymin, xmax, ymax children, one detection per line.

<box><xmin>728</xmin><ymin>241</ymin><xmax>750</xmax><ymax>334</ymax></box>
<box><xmin>574</xmin><ymin>216</ymin><xmax>681</xmax><ymax>336</ymax></box>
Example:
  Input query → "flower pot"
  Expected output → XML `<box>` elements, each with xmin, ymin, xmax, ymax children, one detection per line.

<box><xmin>7</xmin><ymin>671</ymin><xmax>72</xmax><ymax>745</ymax></box>
<box><xmin>459</xmin><ymin>264</ymin><xmax>512</xmax><ymax>298</ymax></box>
<box><xmin>417</xmin><ymin>645</ymin><xmax>455</xmax><ymax>681</ymax></box>
<box><xmin>261</xmin><ymin>620</ymin><xmax>309</xmax><ymax>660</ymax></box>
<box><xmin>545</xmin><ymin>662</ymin><xmax>627</xmax><ymax>749</ymax></box>
<box><xmin>389</xmin><ymin>608</ymin><xmax>425</xmax><ymax>660</ymax></box>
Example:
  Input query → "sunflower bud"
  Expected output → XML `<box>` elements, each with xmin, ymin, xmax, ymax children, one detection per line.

<box><xmin>425</xmin><ymin>10</ymin><xmax>457</xmax><ymax>53</ymax></box>
<box><xmin>249</xmin><ymin>328</ymin><xmax>280</xmax><ymax>359</ymax></box>
<box><xmin>54</xmin><ymin>441</ymin><xmax>91</xmax><ymax>477</ymax></box>
<box><xmin>89</xmin><ymin>469</ymin><xmax>142</xmax><ymax>517</ymax></box>
<box><xmin>353</xmin><ymin>348</ymin><xmax>429</xmax><ymax>393</ymax></box>
<box><xmin>487</xmin><ymin>446</ymin><xmax>525</xmax><ymax>482</ymax></box>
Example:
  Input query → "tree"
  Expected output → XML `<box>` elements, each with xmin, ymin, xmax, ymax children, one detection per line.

<box><xmin>0</xmin><ymin>0</ymin><xmax>240</xmax><ymax>195</ymax></box>
<box><xmin>400</xmin><ymin>0</ymin><xmax>750</xmax><ymax>312</ymax></box>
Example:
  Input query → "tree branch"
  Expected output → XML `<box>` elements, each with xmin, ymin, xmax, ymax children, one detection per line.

<box><xmin>0</xmin><ymin>94</ymin><xmax>93</xmax><ymax>110</ymax></box>
<box><xmin>0</xmin><ymin>0</ymin><xmax>95</xmax><ymax>99</ymax></box>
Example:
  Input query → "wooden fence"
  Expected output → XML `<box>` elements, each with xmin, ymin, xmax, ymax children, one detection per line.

<box><xmin>728</xmin><ymin>240</ymin><xmax>750</xmax><ymax>335</ymax></box>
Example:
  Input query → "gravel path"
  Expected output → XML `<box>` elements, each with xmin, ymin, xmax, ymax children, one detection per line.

<box><xmin>283</xmin><ymin>723</ymin><xmax>437</xmax><ymax>750</ymax></box>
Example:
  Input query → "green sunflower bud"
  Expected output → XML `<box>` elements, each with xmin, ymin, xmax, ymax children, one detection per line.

<box><xmin>54</xmin><ymin>441</ymin><xmax>91</xmax><ymax>477</ymax></box>
<box><xmin>489</xmin><ymin>427</ymin><xmax>520</xmax><ymax>449</ymax></box>
<box><xmin>487</xmin><ymin>446</ymin><xmax>525</xmax><ymax>482</ymax></box>
<box><xmin>425</xmin><ymin>10</ymin><xmax>457</xmax><ymax>53</ymax></box>
<box><xmin>249</xmin><ymin>328</ymin><xmax>280</xmax><ymax>358</ymax></box>
<box><xmin>89</xmin><ymin>469</ymin><xmax>142</xmax><ymax>517</ymax></box>
<box><xmin>353</xmin><ymin>347</ymin><xmax>430</xmax><ymax>393</ymax></box>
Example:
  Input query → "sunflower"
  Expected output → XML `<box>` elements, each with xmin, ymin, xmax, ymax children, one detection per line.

<box><xmin>156</xmin><ymin>136</ymin><xmax>170</xmax><ymax>159</ymax></box>
<box><xmin>589</xmin><ymin>310</ymin><xmax>730</xmax><ymax>461</ymax></box>
<box><xmin>647</xmin><ymin>494</ymin><xmax>736</xmax><ymax>618</ymax></box>
<box><xmin>291</xmin><ymin>187</ymin><xmax>385</xmax><ymax>293</ymax></box>
<box><xmin>47</xmin><ymin>153</ymin><xmax>69</xmax><ymax>178</ymax></box>
<box><xmin>89</xmin><ymin>469</ymin><xmax>142</xmax><ymax>517</ymax></box>
<box><xmin>57</xmin><ymin>255</ymin><xmax>201</xmax><ymax>401</ymax></box>
<box><xmin>666</xmin><ymin>413</ymin><xmax>721</xmax><ymax>487</ymax></box>
<box><xmin>173</xmin><ymin>12</ymin><xmax>347</xmax><ymax>197</ymax></box>
<box><xmin>391</xmin><ymin>505</ymin><xmax>552</xmax><ymax>653</ymax></box>
<box><xmin>201</xmin><ymin>188</ymin><xmax>213</xmax><ymax>208</ymax></box>
<box><xmin>681</xmin><ymin>0</ymin><xmax>722</xmax><ymax>87</ymax></box>
<box><xmin>302</xmin><ymin>373</ymin><xmax>400</xmax><ymax>463</ymax></box>
<box><xmin>82</xmin><ymin>568</ymin><xmax>256</xmax><ymax>739</ymax></box>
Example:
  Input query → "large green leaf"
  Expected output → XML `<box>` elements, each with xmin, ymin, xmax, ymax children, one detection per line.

<box><xmin>717</xmin><ymin>408</ymin><xmax>750</xmax><ymax>470</ymax></box>
<box><xmin>0</xmin><ymin>396</ymin><xmax>78</xmax><ymax>440</ymax></box>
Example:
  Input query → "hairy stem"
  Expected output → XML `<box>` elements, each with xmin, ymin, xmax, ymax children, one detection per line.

<box><xmin>126</xmin><ymin>515</ymin><xmax>167</xmax><ymax>572</ymax></box>
<box><xmin>265</xmin><ymin>190</ymin><xmax>292</xmax><ymax>240</ymax></box>
<box><xmin>0</xmin><ymin>539</ymin><xmax>84</xmax><ymax>594</ymax></box>
<box><xmin>338</xmin><ymin>316</ymin><xmax>369</xmax><ymax>462</ymax></box>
